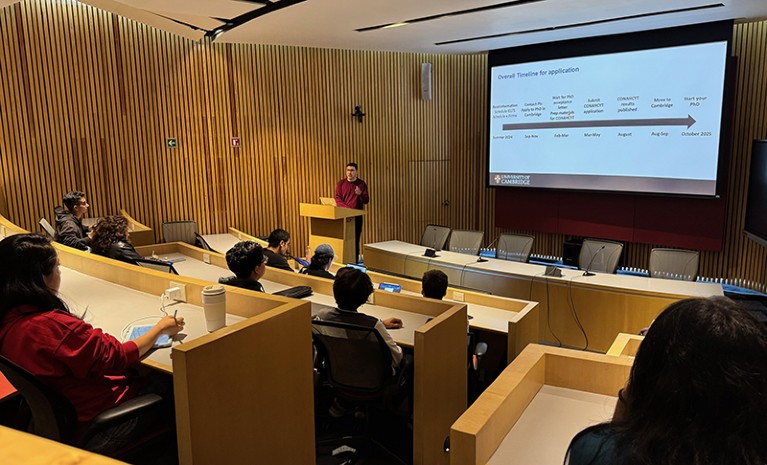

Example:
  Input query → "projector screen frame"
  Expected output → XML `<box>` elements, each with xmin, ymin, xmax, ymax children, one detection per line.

<box><xmin>485</xmin><ymin>20</ymin><xmax>735</xmax><ymax>198</ymax></box>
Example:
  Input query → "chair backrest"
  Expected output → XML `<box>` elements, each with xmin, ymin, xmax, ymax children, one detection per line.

<box><xmin>0</xmin><ymin>355</ymin><xmax>77</xmax><ymax>443</ymax></box>
<box><xmin>419</xmin><ymin>225</ymin><xmax>451</xmax><ymax>251</ymax></box>
<box><xmin>135</xmin><ymin>258</ymin><xmax>179</xmax><ymax>275</ymax></box>
<box><xmin>161</xmin><ymin>221</ymin><xmax>198</xmax><ymax>245</ymax></box>
<box><xmin>496</xmin><ymin>234</ymin><xmax>534</xmax><ymax>262</ymax></box>
<box><xmin>578</xmin><ymin>239</ymin><xmax>624</xmax><ymax>274</ymax></box>
<box><xmin>311</xmin><ymin>320</ymin><xmax>392</xmax><ymax>399</ymax></box>
<box><xmin>649</xmin><ymin>248</ymin><xmax>699</xmax><ymax>281</ymax></box>
<box><xmin>447</xmin><ymin>230</ymin><xmax>484</xmax><ymax>255</ymax></box>
<box><xmin>39</xmin><ymin>218</ymin><xmax>56</xmax><ymax>239</ymax></box>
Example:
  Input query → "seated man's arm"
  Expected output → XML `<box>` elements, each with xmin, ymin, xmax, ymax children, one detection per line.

<box><xmin>375</xmin><ymin>320</ymin><xmax>403</xmax><ymax>370</ymax></box>
<box><xmin>56</xmin><ymin>222</ymin><xmax>89</xmax><ymax>250</ymax></box>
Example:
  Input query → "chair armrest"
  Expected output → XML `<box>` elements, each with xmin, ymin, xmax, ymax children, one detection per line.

<box><xmin>78</xmin><ymin>393</ymin><xmax>165</xmax><ymax>445</ymax></box>
<box><xmin>195</xmin><ymin>233</ymin><xmax>213</xmax><ymax>251</ymax></box>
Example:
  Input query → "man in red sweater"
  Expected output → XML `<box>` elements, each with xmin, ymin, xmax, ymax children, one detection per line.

<box><xmin>334</xmin><ymin>162</ymin><xmax>369</xmax><ymax>263</ymax></box>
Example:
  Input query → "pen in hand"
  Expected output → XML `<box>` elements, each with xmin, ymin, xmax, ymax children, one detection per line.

<box><xmin>173</xmin><ymin>309</ymin><xmax>178</xmax><ymax>325</ymax></box>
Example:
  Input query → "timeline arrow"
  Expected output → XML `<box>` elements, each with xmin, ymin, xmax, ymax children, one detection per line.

<box><xmin>502</xmin><ymin>114</ymin><xmax>696</xmax><ymax>131</ymax></box>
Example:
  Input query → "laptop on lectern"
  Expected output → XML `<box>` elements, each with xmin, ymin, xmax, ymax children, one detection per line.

<box><xmin>319</xmin><ymin>197</ymin><xmax>337</xmax><ymax>206</ymax></box>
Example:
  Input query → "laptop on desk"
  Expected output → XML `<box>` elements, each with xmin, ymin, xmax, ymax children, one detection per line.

<box><xmin>319</xmin><ymin>197</ymin><xmax>337</xmax><ymax>206</ymax></box>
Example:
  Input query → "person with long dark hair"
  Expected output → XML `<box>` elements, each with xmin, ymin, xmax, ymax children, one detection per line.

<box><xmin>299</xmin><ymin>244</ymin><xmax>335</xmax><ymax>279</ymax></box>
<box><xmin>0</xmin><ymin>234</ymin><xmax>184</xmax><ymax>446</ymax></box>
<box><xmin>566</xmin><ymin>296</ymin><xmax>767</xmax><ymax>465</ymax></box>
<box><xmin>90</xmin><ymin>215</ymin><xmax>143</xmax><ymax>264</ymax></box>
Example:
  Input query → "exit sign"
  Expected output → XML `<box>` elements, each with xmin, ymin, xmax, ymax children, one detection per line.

<box><xmin>166</xmin><ymin>137</ymin><xmax>178</xmax><ymax>149</ymax></box>
<box><xmin>231</xmin><ymin>137</ymin><xmax>241</xmax><ymax>148</ymax></box>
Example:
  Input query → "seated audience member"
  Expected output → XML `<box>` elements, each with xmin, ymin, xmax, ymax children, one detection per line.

<box><xmin>314</xmin><ymin>267</ymin><xmax>403</xmax><ymax>370</ymax></box>
<box><xmin>218</xmin><ymin>241</ymin><xmax>267</xmax><ymax>292</ymax></box>
<box><xmin>299</xmin><ymin>244</ymin><xmax>335</xmax><ymax>279</ymax></box>
<box><xmin>54</xmin><ymin>190</ymin><xmax>91</xmax><ymax>250</ymax></box>
<box><xmin>89</xmin><ymin>216</ymin><xmax>142</xmax><ymax>265</ymax></box>
<box><xmin>421</xmin><ymin>269</ymin><xmax>448</xmax><ymax>300</ymax></box>
<box><xmin>566</xmin><ymin>296</ymin><xmax>767</xmax><ymax>465</ymax></box>
<box><xmin>0</xmin><ymin>234</ymin><xmax>184</xmax><ymax>452</ymax></box>
<box><xmin>263</xmin><ymin>228</ymin><xmax>293</xmax><ymax>271</ymax></box>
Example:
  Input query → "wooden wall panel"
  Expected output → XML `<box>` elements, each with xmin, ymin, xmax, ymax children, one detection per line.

<box><xmin>1</xmin><ymin>0</ymin><xmax>766</xmax><ymax>291</ymax></box>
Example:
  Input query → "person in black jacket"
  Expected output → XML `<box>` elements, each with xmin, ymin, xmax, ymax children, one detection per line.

<box><xmin>89</xmin><ymin>216</ymin><xmax>143</xmax><ymax>264</ymax></box>
<box><xmin>54</xmin><ymin>190</ymin><xmax>91</xmax><ymax>250</ymax></box>
<box><xmin>299</xmin><ymin>244</ymin><xmax>335</xmax><ymax>279</ymax></box>
<box><xmin>218</xmin><ymin>241</ymin><xmax>267</xmax><ymax>292</ymax></box>
<box><xmin>263</xmin><ymin>229</ymin><xmax>293</xmax><ymax>272</ymax></box>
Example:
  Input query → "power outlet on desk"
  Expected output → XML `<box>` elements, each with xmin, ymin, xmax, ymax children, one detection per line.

<box><xmin>453</xmin><ymin>291</ymin><xmax>465</xmax><ymax>302</ymax></box>
<box><xmin>203</xmin><ymin>253</ymin><xmax>211</xmax><ymax>264</ymax></box>
<box><xmin>168</xmin><ymin>282</ymin><xmax>187</xmax><ymax>302</ymax></box>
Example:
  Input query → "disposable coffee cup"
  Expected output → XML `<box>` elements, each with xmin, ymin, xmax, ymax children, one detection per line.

<box><xmin>201</xmin><ymin>285</ymin><xmax>226</xmax><ymax>332</ymax></box>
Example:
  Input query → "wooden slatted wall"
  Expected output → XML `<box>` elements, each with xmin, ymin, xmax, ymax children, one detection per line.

<box><xmin>0</xmin><ymin>0</ymin><xmax>490</xmax><ymax>254</ymax></box>
<box><xmin>0</xmin><ymin>0</ymin><xmax>766</xmax><ymax>290</ymax></box>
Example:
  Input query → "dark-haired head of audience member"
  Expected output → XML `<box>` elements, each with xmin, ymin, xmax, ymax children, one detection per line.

<box><xmin>309</xmin><ymin>244</ymin><xmax>334</xmax><ymax>271</ymax></box>
<box><xmin>571</xmin><ymin>296</ymin><xmax>767</xmax><ymax>465</ymax></box>
<box><xmin>267</xmin><ymin>228</ymin><xmax>290</xmax><ymax>254</ymax></box>
<box><xmin>226</xmin><ymin>241</ymin><xmax>266</xmax><ymax>281</ymax></box>
<box><xmin>422</xmin><ymin>269</ymin><xmax>448</xmax><ymax>300</ymax></box>
<box><xmin>63</xmin><ymin>190</ymin><xmax>86</xmax><ymax>211</ymax></box>
<box><xmin>333</xmin><ymin>267</ymin><xmax>373</xmax><ymax>312</ymax></box>
<box><xmin>90</xmin><ymin>216</ymin><xmax>130</xmax><ymax>255</ymax></box>
<box><xmin>0</xmin><ymin>234</ymin><xmax>66</xmax><ymax>317</ymax></box>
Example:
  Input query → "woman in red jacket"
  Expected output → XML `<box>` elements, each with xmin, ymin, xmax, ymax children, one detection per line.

<box><xmin>0</xmin><ymin>234</ymin><xmax>184</xmax><ymax>451</ymax></box>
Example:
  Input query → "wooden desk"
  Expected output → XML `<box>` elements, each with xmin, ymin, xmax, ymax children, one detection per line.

<box><xmin>137</xmin><ymin>242</ymin><xmax>468</xmax><ymax>465</ymax></box>
<box><xmin>606</xmin><ymin>333</ymin><xmax>644</xmax><ymax>357</ymax></box>
<box><xmin>450</xmin><ymin>344</ymin><xmax>632</xmax><ymax>465</ymax></box>
<box><xmin>158</xmin><ymin>245</ymin><xmax>539</xmax><ymax>360</ymax></box>
<box><xmin>59</xmin><ymin>267</ymin><xmax>245</xmax><ymax>373</ymax></box>
<box><xmin>365</xmin><ymin>241</ymin><xmax>722</xmax><ymax>352</ymax></box>
<box><xmin>0</xmin><ymin>426</ymin><xmax>126</xmax><ymax>465</ymax></box>
<box><xmin>165</xmin><ymin>251</ymin><xmax>430</xmax><ymax>347</ymax></box>
<box><xmin>199</xmin><ymin>233</ymin><xmax>241</xmax><ymax>254</ymax></box>
<box><xmin>119</xmin><ymin>210</ymin><xmax>154</xmax><ymax>246</ymax></box>
<box><xmin>52</xmin><ymin>243</ymin><xmax>315</xmax><ymax>465</ymax></box>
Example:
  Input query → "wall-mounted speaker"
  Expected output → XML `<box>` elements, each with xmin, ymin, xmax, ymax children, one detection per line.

<box><xmin>421</xmin><ymin>62</ymin><xmax>432</xmax><ymax>100</ymax></box>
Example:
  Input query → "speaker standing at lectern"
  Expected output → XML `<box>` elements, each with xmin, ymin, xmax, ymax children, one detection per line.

<box><xmin>334</xmin><ymin>162</ymin><xmax>369</xmax><ymax>263</ymax></box>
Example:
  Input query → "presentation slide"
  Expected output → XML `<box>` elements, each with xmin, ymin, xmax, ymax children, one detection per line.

<box><xmin>488</xmin><ymin>41</ymin><xmax>728</xmax><ymax>195</ymax></box>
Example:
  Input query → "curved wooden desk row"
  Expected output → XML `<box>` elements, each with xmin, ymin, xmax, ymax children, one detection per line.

<box><xmin>364</xmin><ymin>241</ymin><xmax>723</xmax><ymax>352</ymax></box>
<box><xmin>142</xmin><ymin>240</ymin><xmax>540</xmax><ymax>361</ymax></box>
<box><xmin>450</xmin><ymin>344</ymin><xmax>633</xmax><ymax>465</ymax></box>
<box><xmin>1</xmin><ymin>215</ymin><xmax>470</xmax><ymax>465</ymax></box>
<box><xmin>138</xmin><ymin>241</ymin><xmax>471</xmax><ymax>465</ymax></box>
<box><xmin>77</xmin><ymin>210</ymin><xmax>155</xmax><ymax>247</ymax></box>
<box><xmin>0</xmin><ymin>215</ymin><xmax>316</xmax><ymax>464</ymax></box>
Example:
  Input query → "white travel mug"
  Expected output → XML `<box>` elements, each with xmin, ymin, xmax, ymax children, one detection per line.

<box><xmin>201</xmin><ymin>285</ymin><xmax>226</xmax><ymax>332</ymax></box>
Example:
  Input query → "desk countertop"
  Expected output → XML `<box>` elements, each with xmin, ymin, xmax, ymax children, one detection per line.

<box><xmin>487</xmin><ymin>385</ymin><xmax>616</xmax><ymax>465</ymax></box>
<box><xmin>201</xmin><ymin>233</ymin><xmax>242</xmax><ymax>254</ymax></box>
<box><xmin>160</xmin><ymin>252</ymin><xmax>431</xmax><ymax>347</ymax></box>
<box><xmin>58</xmin><ymin>267</ymin><xmax>245</xmax><ymax>372</ymax></box>
<box><xmin>368</xmin><ymin>240</ymin><xmax>723</xmax><ymax>298</ymax></box>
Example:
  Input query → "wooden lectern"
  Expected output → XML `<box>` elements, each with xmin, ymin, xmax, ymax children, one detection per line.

<box><xmin>300</xmin><ymin>203</ymin><xmax>365</xmax><ymax>265</ymax></box>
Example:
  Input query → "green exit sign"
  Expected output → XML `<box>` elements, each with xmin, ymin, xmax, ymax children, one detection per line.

<box><xmin>166</xmin><ymin>137</ymin><xmax>178</xmax><ymax>149</ymax></box>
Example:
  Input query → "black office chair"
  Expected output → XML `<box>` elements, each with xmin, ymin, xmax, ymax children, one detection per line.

<box><xmin>161</xmin><ymin>220</ymin><xmax>210</xmax><ymax>250</ymax></box>
<box><xmin>312</xmin><ymin>320</ymin><xmax>412</xmax><ymax>464</ymax></box>
<box><xmin>0</xmin><ymin>355</ymin><xmax>171</xmax><ymax>460</ymax></box>
<box><xmin>135</xmin><ymin>257</ymin><xmax>179</xmax><ymax>274</ymax></box>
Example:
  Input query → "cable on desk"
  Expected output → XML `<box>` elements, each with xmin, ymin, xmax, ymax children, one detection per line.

<box><xmin>566</xmin><ymin>277</ymin><xmax>589</xmax><ymax>351</ymax></box>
